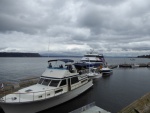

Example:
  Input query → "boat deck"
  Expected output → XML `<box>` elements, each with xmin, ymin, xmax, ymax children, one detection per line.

<box><xmin>93</xmin><ymin>74</ymin><xmax>102</xmax><ymax>79</ymax></box>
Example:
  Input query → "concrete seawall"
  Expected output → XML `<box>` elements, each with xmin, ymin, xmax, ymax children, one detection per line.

<box><xmin>0</xmin><ymin>77</ymin><xmax>39</xmax><ymax>97</ymax></box>
<box><xmin>118</xmin><ymin>92</ymin><xmax>150</xmax><ymax>113</ymax></box>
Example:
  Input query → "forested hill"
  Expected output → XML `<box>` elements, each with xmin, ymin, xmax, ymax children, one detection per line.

<box><xmin>137</xmin><ymin>55</ymin><xmax>150</xmax><ymax>58</ymax></box>
<box><xmin>0</xmin><ymin>52</ymin><xmax>41</xmax><ymax>57</ymax></box>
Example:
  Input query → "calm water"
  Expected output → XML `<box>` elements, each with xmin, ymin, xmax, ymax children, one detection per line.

<box><xmin>0</xmin><ymin>57</ymin><xmax>150</xmax><ymax>113</ymax></box>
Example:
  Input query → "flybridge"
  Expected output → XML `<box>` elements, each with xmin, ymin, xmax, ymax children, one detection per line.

<box><xmin>48</xmin><ymin>59</ymin><xmax>74</xmax><ymax>63</ymax></box>
<box><xmin>84</xmin><ymin>54</ymin><xmax>104</xmax><ymax>57</ymax></box>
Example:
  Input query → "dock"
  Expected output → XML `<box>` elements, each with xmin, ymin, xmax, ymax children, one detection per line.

<box><xmin>69</xmin><ymin>102</ymin><xmax>111</xmax><ymax>113</ymax></box>
<box><xmin>118</xmin><ymin>92</ymin><xmax>150</xmax><ymax>113</ymax></box>
<box><xmin>107</xmin><ymin>62</ymin><xmax>150</xmax><ymax>69</ymax></box>
<box><xmin>108</xmin><ymin>65</ymin><xmax>118</xmax><ymax>69</ymax></box>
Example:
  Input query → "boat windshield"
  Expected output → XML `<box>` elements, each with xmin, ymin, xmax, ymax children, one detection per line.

<box><xmin>42</xmin><ymin>79</ymin><xmax>51</xmax><ymax>86</ymax></box>
<box><xmin>84</xmin><ymin>55</ymin><xmax>104</xmax><ymax>58</ymax></box>
<box><xmin>49</xmin><ymin>80</ymin><xmax>60</xmax><ymax>87</ymax></box>
<box><xmin>38</xmin><ymin>78</ymin><xmax>60</xmax><ymax>87</ymax></box>
<box><xmin>48</xmin><ymin>61</ymin><xmax>67</xmax><ymax>70</ymax></box>
<box><xmin>38</xmin><ymin>78</ymin><xmax>44</xmax><ymax>84</ymax></box>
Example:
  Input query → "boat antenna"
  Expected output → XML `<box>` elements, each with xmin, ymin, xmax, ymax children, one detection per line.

<box><xmin>90</xmin><ymin>48</ymin><xmax>94</xmax><ymax>54</ymax></box>
<box><xmin>47</xmin><ymin>37</ymin><xmax>51</xmax><ymax>58</ymax></box>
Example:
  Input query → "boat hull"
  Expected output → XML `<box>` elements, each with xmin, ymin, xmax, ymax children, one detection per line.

<box><xmin>0</xmin><ymin>81</ymin><xmax>93</xmax><ymax>113</ymax></box>
<box><xmin>102</xmin><ymin>72</ymin><xmax>112</xmax><ymax>77</ymax></box>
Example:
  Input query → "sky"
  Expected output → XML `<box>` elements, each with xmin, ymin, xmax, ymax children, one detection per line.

<box><xmin>0</xmin><ymin>0</ymin><xmax>150</xmax><ymax>56</ymax></box>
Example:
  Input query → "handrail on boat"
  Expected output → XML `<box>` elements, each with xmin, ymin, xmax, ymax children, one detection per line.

<box><xmin>0</xmin><ymin>79</ymin><xmax>89</xmax><ymax>103</ymax></box>
<box><xmin>0</xmin><ymin>85</ymin><xmax>67</xmax><ymax>103</ymax></box>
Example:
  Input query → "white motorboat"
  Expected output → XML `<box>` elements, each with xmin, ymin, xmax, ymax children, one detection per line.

<box><xmin>131</xmin><ymin>64</ymin><xmax>139</xmax><ymax>68</ymax></box>
<box><xmin>87</xmin><ymin>68</ymin><xmax>101</xmax><ymax>79</ymax></box>
<box><xmin>0</xmin><ymin>59</ymin><xmax>93</xmax><ymax>113</ymax></box>
<box><xmin>100</xmin><ymin>67</ymin><xmax>113</xmax><ymax>77</ymax></box>
<box><xmin>81</xmin><ymin>49</ymin><xmax>105</xmax><ymax>67</ymax></box>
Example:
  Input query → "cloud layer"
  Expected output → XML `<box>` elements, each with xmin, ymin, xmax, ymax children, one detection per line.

<box><xmin>0</xmin><ymin>0</ymin><xmax>150</xmax><ymax>56</ymax></box>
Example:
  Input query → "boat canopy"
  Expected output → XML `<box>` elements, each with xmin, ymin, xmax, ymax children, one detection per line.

<box><xmin>48</xmin><ymin>59</ymin><xmax>74</xmax><ymax>63</ymax></box>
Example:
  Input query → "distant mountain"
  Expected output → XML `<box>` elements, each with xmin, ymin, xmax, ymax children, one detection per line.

<box><xmin>0</xmin><ymin>52</ymin><xmax>41</xmax><ymax>57</ymax></box>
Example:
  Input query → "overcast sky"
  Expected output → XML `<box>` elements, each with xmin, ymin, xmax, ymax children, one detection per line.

<box><xmin>0</xmin><ymin>0</ymin><xmax>150</xmax><ymax>56</ymax></box>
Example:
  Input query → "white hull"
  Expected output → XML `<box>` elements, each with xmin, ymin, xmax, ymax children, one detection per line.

<box><xmin>87</xmin><ymin>73</ymin><xmax>102</xmax><ymax>79</ymax></box>
<box><xmin>0</xmin><ymin>81</ymin><xmax>93</xmax><ymax>113</ymax></box>
<box><xmin>131</xmin><ymin>64</ymin><xmax>139</xmax><ymax>68</ymax></box>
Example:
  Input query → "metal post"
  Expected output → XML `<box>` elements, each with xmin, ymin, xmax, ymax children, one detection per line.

<box><xmin>45</xmin><ymin>91</ymin><xmax>46</xmax><ymax>99</ymax></box>
<box><xmin>53</xmin><ymin>89</ymin><xmax>55</xmax><ymax>96</ymax></box>
<box><xmin>4</xmin><ymin>91</ymin><xmax>6</xmax><ymax>102</ymax></box>
<box><xmin>19</xmin><ymin>93</ymin><xmax>20</xmax><ymax>102</ymax></box>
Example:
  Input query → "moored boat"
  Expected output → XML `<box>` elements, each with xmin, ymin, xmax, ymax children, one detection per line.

<box><xmin>147</xmin><ymin>63</ymin><xmax>150</xmax><ymax>67</ymax></box>
<box><xmin>131</xmin><ymin>64</ymin><xmax>139</xmax><ymax>68</ymax></box>
<box><xmin>0</xmin><ymin>59</ymin><xmax>93</xmax><ymax>113</ymax></box>
<box><xmin>80</xmin><ymin>49</ymin><xmax>105</xmax><ymax>67</ymax></box>
<box><xmin>100</xmin><ymin>67</ymin><xmax>113</xmax><ymax>77</ymax></box>
<box><xmin>86</xmin><ymin>68</ymin><xmax>102</xmax><ymax>79</ymax></box>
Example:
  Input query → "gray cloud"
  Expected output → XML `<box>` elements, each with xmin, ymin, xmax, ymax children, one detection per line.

<box><xmin>87</xmin><ymin>0</ymin><xmax>126</xmax><ymax>6</ymax></box>
<box><xmin>0</xmin><ymin>0</ymin><xmax>150</xmax><ymax>56</ymax></box>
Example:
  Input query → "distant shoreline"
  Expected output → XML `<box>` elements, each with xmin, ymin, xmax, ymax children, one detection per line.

<box><xmin>137</xmin><ymin>55</ymin><xmax>150</xmax><ymax>58</ymax></box>
<box><xmin>0</xmin><ymin>52</ymin><xmax>82</xmax><ymax>57</ymax></box>
<box><xmin>0</xmin><ymin>52</ymin><xmax>149</xmax><ymax>58</ymax></box>
<box><xmin>0</xmin><ymin>52</ymin><xmax>41</xmax><ymax>57</ymax></box>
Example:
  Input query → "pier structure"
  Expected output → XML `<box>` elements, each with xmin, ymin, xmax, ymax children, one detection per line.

<box><xmin>69</xmin><ymin>102</ymin><xmax>111</xmax><ymax>113</ymax></box>
<box><xmin>107</xmin><ymin>63</ymin><xmax>150</xmax><ymax>69</ymax></box>
<box><xmin>118</xmin><ymin>93</ymin><xmax>150</xmax><ymax>113</ymax></box>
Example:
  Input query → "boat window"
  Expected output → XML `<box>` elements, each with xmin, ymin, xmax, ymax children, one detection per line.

<box><xmin>38</xmin><ymin>78</ymin><xmax>44</xmax><ymax>84</ymax></box>
<box><xmin>82</xmin><ymin>60</ymin><xmax>102</xmax><ymax>62</ymax></box>
<box><xmin>60</xmin><ymin>79</ymin><xmax>67</xmax><ymax>86</ymax></box>
<box><xmin>49</xmin><ymin>80</ymin><xmax>60</xmax><ymax>87</ymax></box>
<box><xmin>84</xmin><ymin>55</ymin><xmax>103</xmax><ymax>57</ymax></box>
<box><xmin>42</xmin><ymin>79</ymin><xmax>51</xmax><ymax>86</ymax></box>
<box><xmin>55</xmin><ymin>89</ymin><xmax>63</xmax><ymax>94</ymax></box>
<box><xmin>71</xmin><ymin>77</ymin><xmax>79</xmax><ymax>84</ymax></box>
<box><xmin>48</xmin><ymin>63</ymin><xmax>52</xmax><ymax>68</ymax></box>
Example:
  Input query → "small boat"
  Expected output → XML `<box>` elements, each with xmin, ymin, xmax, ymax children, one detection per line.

<box><xmin>100</xmin><ymin>67</ymin><xmax>113</xmax><ymax>77</ymax></box>
<box><xmin>147</xmin><ymin>63</ymin><xmax>150</xmax><ymax>67</ymax></box>
<box><xmin>86</xmin><ymin>68</ymin><xmax>102</xmax><ymax>79</ymax></box>
<box><xmin>0</xmin><ymin>59</ymin><xmax>93</xmax><ymax>113</ymax></box>
<box><xmin>74</xmin><ymin>62</ymin><xmax>101</xmax><ymax>79</ymax></box>
<box><xmin>131</xmin><ymin>64</ymin><xmax>139</xmax><ymax>68</ymax></box>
